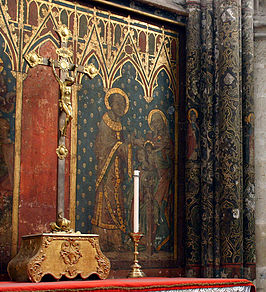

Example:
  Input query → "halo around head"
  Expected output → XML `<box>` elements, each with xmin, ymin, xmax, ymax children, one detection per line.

<box><xmin>105</xmin><ymin>88</ymin><xmax>129</xmax><ymax>114</ymax></box>
<box><xmin>148</xmin><ymin>109</ymin><xmax>167</xmax><ymax>131</ymax></box>
<box><xmin>187</xmin><ymin>108</ymin><xmax>198</xmax><ymax>123</ymax></box>
<box><xmin>246</xmin><ymin>113</ymin><xmax>254</xmax><ymax>123</ymax></box>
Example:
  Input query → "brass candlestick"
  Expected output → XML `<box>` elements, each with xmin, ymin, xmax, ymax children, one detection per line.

<box><xmin>127</xmin><ymin>232</ymin><xmax>146</xmax><ymax>278</ymax></box>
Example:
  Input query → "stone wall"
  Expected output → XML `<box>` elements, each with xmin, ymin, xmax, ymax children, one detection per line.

<box><xmin>254</xmin><ymin>0</ymin><xmax>266</xmax><ymax>291</ymax></box>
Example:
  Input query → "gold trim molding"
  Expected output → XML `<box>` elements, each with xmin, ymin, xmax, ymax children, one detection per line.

<box><xmin>89</xmin><ymin>0</ymin><xmax>187</xmax><ymax>26</ymax></box>
<box><xmin>11</xmin><ymin>72</ymin><xmax>23</xmax><ymax>257</ymax></box>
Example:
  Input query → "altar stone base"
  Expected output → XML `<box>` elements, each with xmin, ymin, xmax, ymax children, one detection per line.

<box><xmin>7</xmin><ymin>233</ymin><xmax>110</xmax><ymax>283</ymax></box>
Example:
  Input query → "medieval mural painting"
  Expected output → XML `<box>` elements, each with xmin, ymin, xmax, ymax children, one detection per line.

<box><xmin>0</xmin><ymin>0</ymin><xmax>180</xmax><ymax>274</ymax></box>
<box><xmin>75</xmin><ymin>8</ymin><xmax>179</xmax><ymax>263</ymax></box>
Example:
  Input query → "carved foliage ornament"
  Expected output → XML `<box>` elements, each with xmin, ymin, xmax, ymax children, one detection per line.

<box><xmin>88</xmin><ymin>238</ymin><xmax>111</xmax><ymax>278</ymax></box>
<box><xmin>56</xmin><ymin>144</ymin><xmax>68</xmax><ymax>160</ymax></box>
<box><xmin>84</xmin><ymin>63</ymin><xmax>98</xmax><ymax>79</ymax></box>
<box><xmin>25</xmin><ymin>51</ymin><xmax>43</xmax><ymax>68</ymax></box>
<box><xmin>58</xmin><ymin>24</ymin><xmax>72</xmax><ymax>43</ymax></box>
<box><xmin>60</xmin><ymin>239</ymin><xmax>82</xmax><ymax>266</ymax></box>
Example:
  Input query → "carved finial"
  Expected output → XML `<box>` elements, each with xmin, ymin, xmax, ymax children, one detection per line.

<box><xmin>50</xmin><ymin>212</ymin><xmax>77</xmax><ymax>233</ymax></box>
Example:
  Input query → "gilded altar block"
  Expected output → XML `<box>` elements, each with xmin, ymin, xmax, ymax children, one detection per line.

<box><xmin>7</xmin><ymin>233</ymin><xmax>110</xmax><ymax>282</ymax></box>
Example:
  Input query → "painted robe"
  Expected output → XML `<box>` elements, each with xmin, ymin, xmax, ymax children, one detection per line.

<box><xmin>91</xmin><ymin>112</ymin><xmax>132</xmax><ymax>250</ymax></box>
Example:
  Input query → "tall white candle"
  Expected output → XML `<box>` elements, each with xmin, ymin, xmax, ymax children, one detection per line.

<box><xmin>133</xmin><ymin>170</ymin><xmax>140</xmax><ymax>233</ymax></box>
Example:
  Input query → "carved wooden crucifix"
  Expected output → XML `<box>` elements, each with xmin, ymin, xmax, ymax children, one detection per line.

<box><xmin>25</xmin><ymin>24</ymin><xmax>97</xmax><ymax>231</ymax></box>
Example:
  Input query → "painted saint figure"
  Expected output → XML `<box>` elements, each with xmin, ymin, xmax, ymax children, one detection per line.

<box><xmin>245</xmin><ymin>113</ymin><xmax>255</xmax><ymax>166</ymax></box>
<box><xmin>135</xmin><ymin>146</ymin><xmax>159</xmax><ymax>254</ymax></box>
<box><xmin>147</xmin><ymin>109</ymin><xmax>174</xmax><ymax>251</ymax></box>
<box><xmin>91</xmin><ymin>88</ymin><xmax>132</xmax><ymax>251</ymax></box>
<box><xmin>187</xmin><ymin>108</ymin><xmax>200</xmax><ymax>161</ymax></box>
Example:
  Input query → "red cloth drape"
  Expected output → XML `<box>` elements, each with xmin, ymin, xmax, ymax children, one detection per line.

<box><xmin>0</xmin><ymin>277</ymin><xmax>255</xmax><ymax>292</ymax></box>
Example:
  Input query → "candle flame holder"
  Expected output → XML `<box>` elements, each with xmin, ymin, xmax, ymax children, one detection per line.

<box><xmin>127</xmin><ymin>232</ymin><xmax>146</xmax><ymax>278</ymax></box>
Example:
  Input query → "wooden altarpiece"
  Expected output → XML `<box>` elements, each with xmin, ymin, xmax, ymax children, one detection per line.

<box><xmin>0</xmin><ymin>0</ymin><xmax>186</xmax><ymax>280</ymax></box>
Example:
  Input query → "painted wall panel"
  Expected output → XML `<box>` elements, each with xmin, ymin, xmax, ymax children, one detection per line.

<box><xmin>0</xmin><ymin>0</ymin><xmax>185</xmax><ymax>278</ymax></box>
<box><xmin>19</xmin><ymin>41</ymin><xmax>59</xmax><ymax>238</ymax></box>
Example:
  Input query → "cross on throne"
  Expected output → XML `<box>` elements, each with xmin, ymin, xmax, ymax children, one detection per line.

<box><xmin>7</xmin><ymin>25</ymin><xmax>110</xmax><ymax>283</ymax></box>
